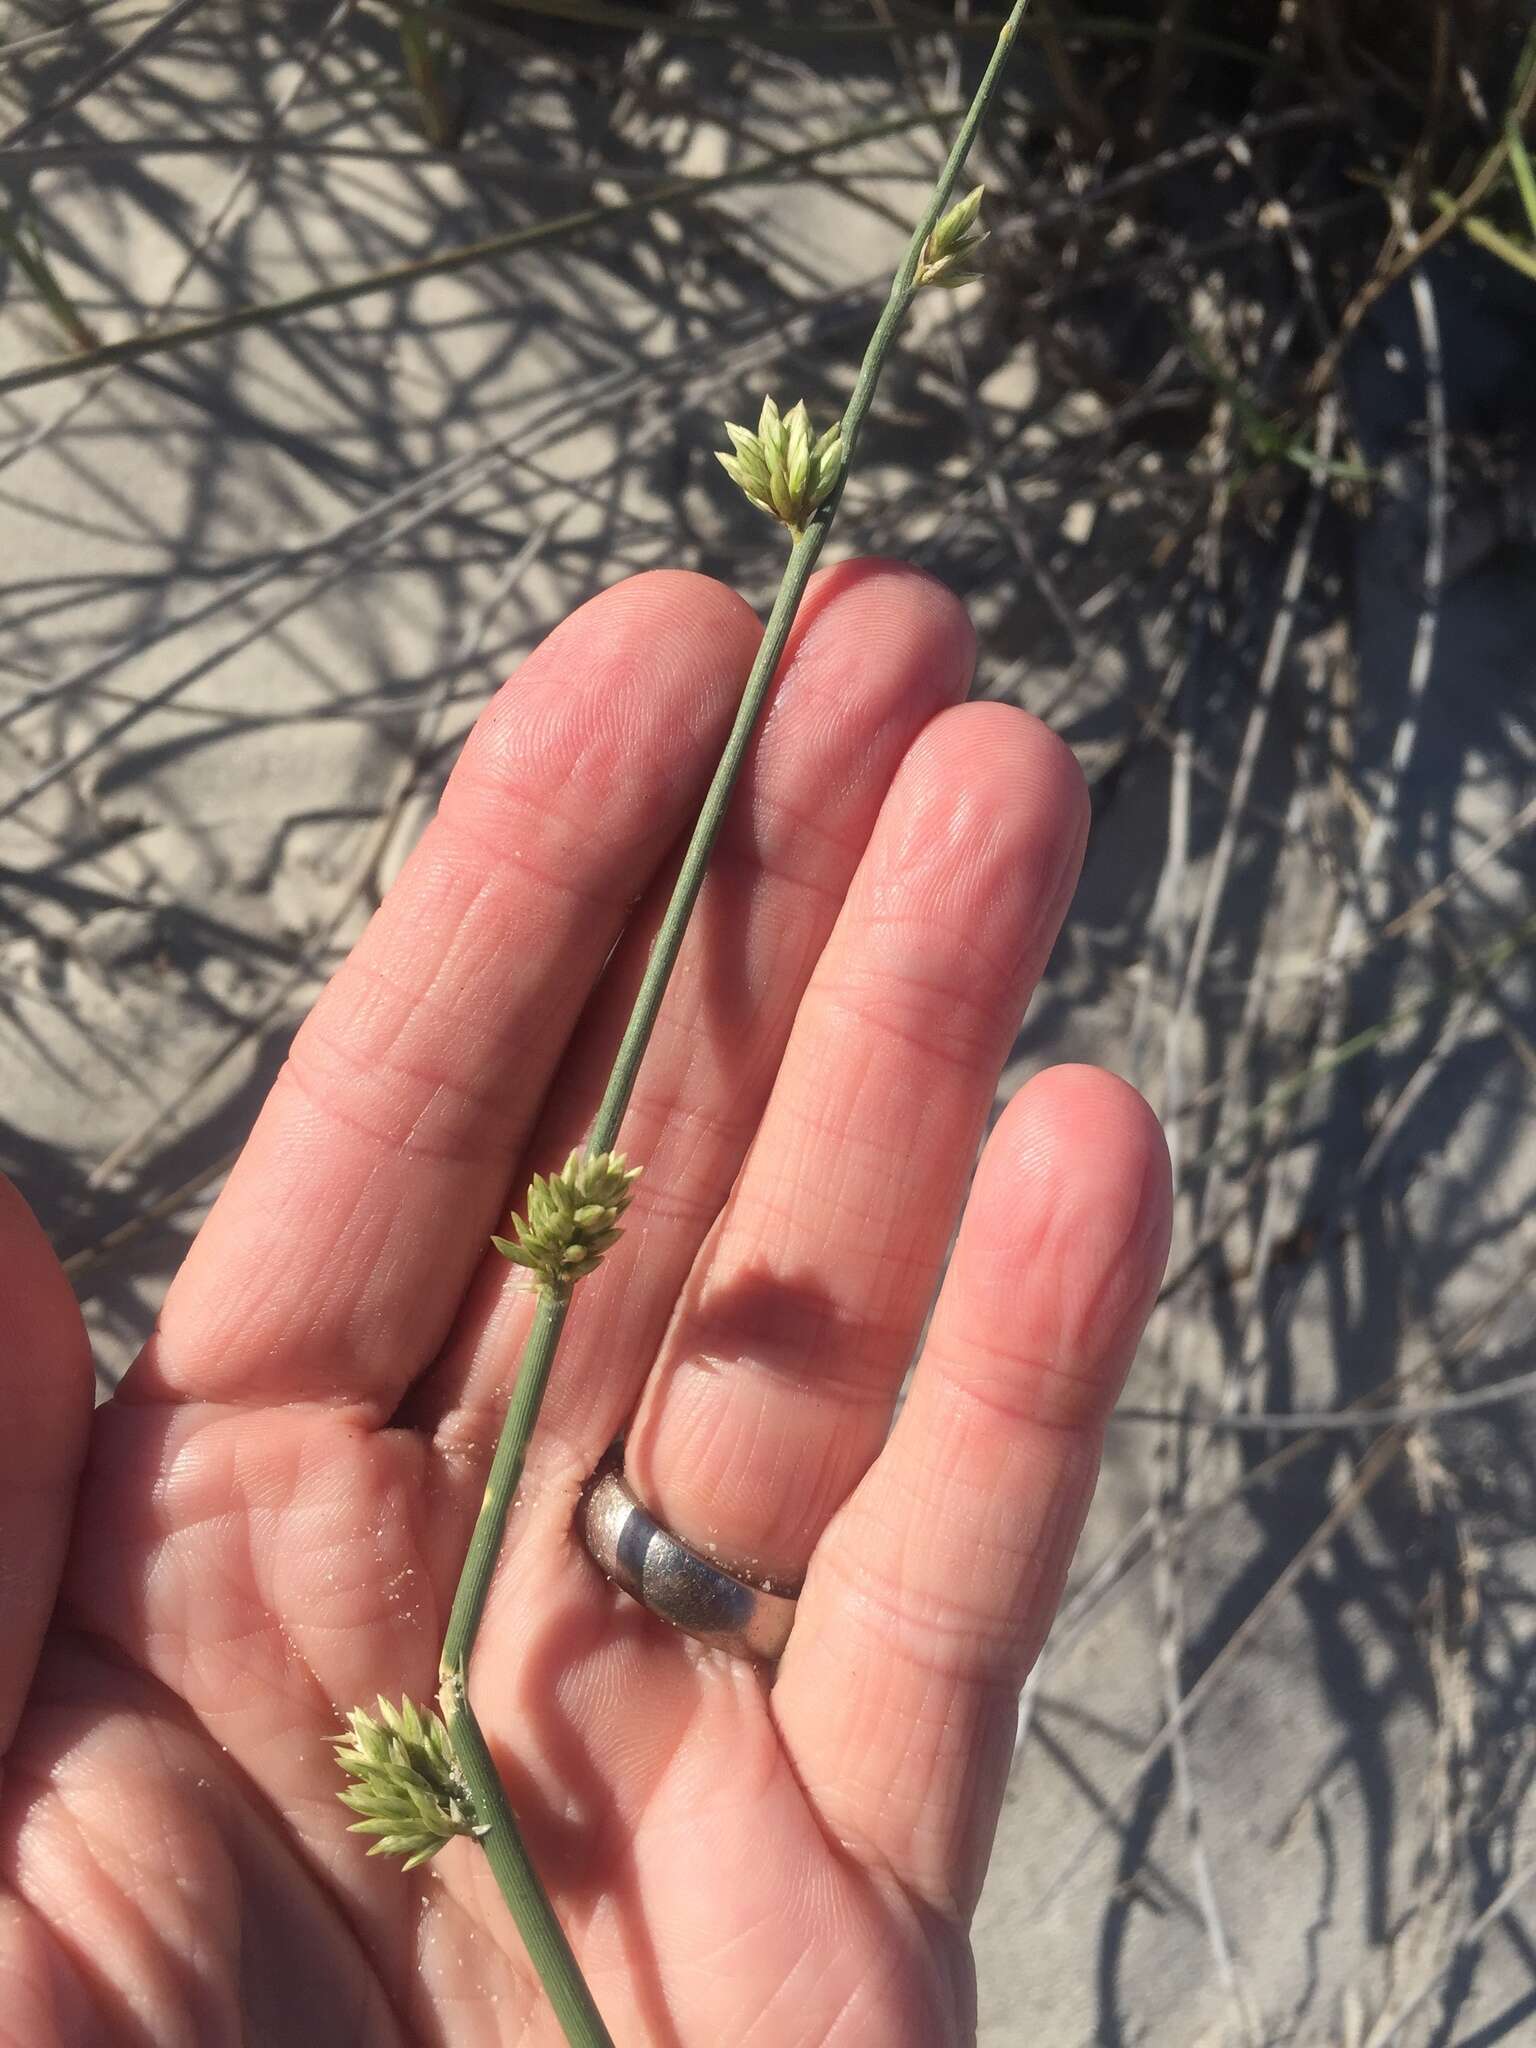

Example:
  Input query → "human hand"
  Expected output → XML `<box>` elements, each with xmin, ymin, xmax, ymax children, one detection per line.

<box><xmin>0</xmin><ymin>563</ymin><xmax>1171</xmax><ymax>2046</ymax></box>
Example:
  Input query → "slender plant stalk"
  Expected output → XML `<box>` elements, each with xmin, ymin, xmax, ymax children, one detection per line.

<box><xmin>428</xmin><ymin>9</ymin><xmax>1034</xmax><ymax>2043</ymax></box>
<box><xmin>398</xmin><ymin>5</ymin><xmax>458</xmax><ymax>151</ymax></box>
<box><xmin>1441</xmin><ymin>202</ymin><xmax>1536</xmax><ymax>283</ymax></box>
<box><xmin>1508</xmin><ymin>99</ymin><xmax>1536</xmax><ymax>241</ymax></box>
<box><xmin>0</xmin><ymin>208</ymin><xmax>98</xmax><ymax>353</ymax></box>
<box><xmin>1193</xmin><ymin>908</ymin><xmax>1536</xmax><ymax>1165</ymax></box>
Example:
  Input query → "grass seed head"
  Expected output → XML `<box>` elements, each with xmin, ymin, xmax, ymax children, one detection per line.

<box><xmin>716</xmin><ymin>394</ymin><xmax>843</xmax><ymax>539</ymax></box>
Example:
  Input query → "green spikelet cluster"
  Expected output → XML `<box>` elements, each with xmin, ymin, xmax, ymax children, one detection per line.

<box><xmin>492</xmin><ymin>1148</ymin><xmax>641</xmax><ymax>1295</ymax></box>
<box><xmin>915</xmin><ymin>184</ymin><xmax>988</xmax><ymax>289</ymax></box>
<box><xmin>334</xmin><ymin>1696</ymin><xmax>482</xmax><ymax>1872</ymax></box>
<box><xmin>716</xmin><ymin>395</ymin><xmax>843</xmax><ymax>539</ymax></box>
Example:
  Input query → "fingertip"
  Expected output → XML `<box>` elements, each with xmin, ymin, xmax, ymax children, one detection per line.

<box><xmin>945</xmin><ymin>698</ymin><xmax>1088</xmax><ymax>824</ymax></box>
<box><xmin>790</xmin><ymin>556</ymin><xmax>976</xmax><ymax>700</ymax></box>
<box><xmin>887</xmin><ymin>699</ymin><xmax>1089</xmax><ymax>897</ymax></box>
<box><xmin>996</xmin><ymin>1063</ymin><xmax>1172</xmax><ymax>1238</ymax></box>
<box><xmin>455</xmin><ymin>568</ymin><xmax>762</xmax><ymax>806</ymax></box>
<box><xmin>958</xmin><ymin>1065</ymin><xmax>1172</xmax><ymax>1416</ymax></box>
<box><xmin>507</xmin><ymin>567</ymin><xmax>763</xmax><ymax>706</ymax></box>
<box><xmin>580</xmin><ymin>566</ymin><xmax>763</xmax><ymax>658</ymax></box>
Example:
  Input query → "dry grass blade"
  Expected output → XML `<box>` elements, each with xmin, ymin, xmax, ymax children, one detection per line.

<box><xmin>1309</xmin><ymin>23</ymin><xmax>1536</xmax><ymax>392</ymax></box>
<box><xmin>464</xmin><ymin>0</ymin><xmax>1270</xmax><ymax>64</ymax></box>
<box><xmin>1367</xmin><ymin>1857</ymin><xmax>1536</xmax><ymax>2045</ymax></box>
<box><xmin>1041</xmin><ymin>1432</ymin><xmax>1410</xmax><ymax>1906</ymax></box>
<box><xmin>0</xmin><ymin>107</ymin><xmax>939</xmax><ymax>397</ymax></box>
<box><xmin>0</xmin><ymin>205</ymin><xmax>97</xmax><ymax>352</ymax></box>
<box><xmin>1116</xmin><ymin>1365</ymin><xmax>1536</xmax><ymax>1433</ymax></box>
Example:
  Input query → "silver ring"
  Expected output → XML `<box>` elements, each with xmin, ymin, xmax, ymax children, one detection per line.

<box><xmin>579</xmin><ymin>1461</ymin><xmax>799</xmax><ymax>1662</ymax></box>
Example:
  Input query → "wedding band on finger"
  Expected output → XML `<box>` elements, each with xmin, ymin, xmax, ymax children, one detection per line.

<box><xmin>579</xmin><ymin>1461</ymin><xmax>800</xmax><ymax>1663</ymax></box>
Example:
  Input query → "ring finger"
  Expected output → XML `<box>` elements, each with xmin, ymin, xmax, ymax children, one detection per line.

<box><xmin>621</xmin><ymin>698</ymin><xmax>1088</xmax><ymax>1590</ymax></box>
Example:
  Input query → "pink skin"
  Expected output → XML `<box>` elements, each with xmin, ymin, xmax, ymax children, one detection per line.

<box><xmin>0</xmin><ymin>563</ymin><xmax>1171</xmax><ymax>2048</ymax></box>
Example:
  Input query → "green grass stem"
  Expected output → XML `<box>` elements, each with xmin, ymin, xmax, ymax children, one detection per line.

<box><xmin>432</xmin><ymin>9</ymin><xmax>1036</xmax><ymax>2042</ymax></box>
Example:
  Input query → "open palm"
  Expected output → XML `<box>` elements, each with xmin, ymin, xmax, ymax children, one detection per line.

<box><xmin>1</xmin><ymin>563</ymin><xmax>1170</xmax><ymax>2047</ymax></box>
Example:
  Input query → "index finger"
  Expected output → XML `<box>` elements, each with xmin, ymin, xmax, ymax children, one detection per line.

<box><xmin>122</xmin><ymin>572</ymin><xmax>760</xmax><ymax>1413</ymax></box>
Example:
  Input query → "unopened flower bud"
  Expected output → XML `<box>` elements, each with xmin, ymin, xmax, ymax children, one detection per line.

<box><xmin>716</xmin><ymin>395</ymin><xmax>843</xmax><ymax>539</ymax></box>
<box><xmin>492</xmin><ymin>1147</ymin><xmax>641</xmax><ymax>1295</ymax></box>
<box><xmin>916</xmin><ymin>184</ymin><xmax>988</xmax><ymax>289</ymax></box>
<box><xmin>334</xmin><ymin>1696</ymin><xmax>482</xmax><ymax>1872</ymax></box>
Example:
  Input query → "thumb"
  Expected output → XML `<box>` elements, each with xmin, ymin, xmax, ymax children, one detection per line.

<box><xmin>0</xmin><ymin>1176</ymin><xmax>93</xmax><ymax>1758</ymax></box>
